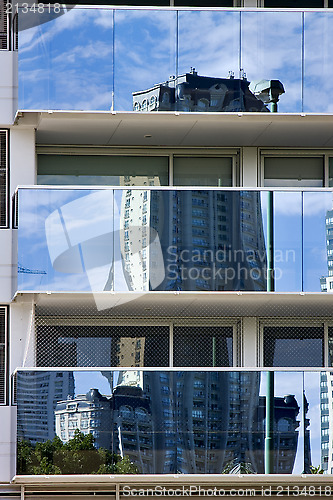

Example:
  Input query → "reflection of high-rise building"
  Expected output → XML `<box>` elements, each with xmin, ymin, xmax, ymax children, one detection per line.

<box><xmin>320</xmin><ymin>372</ymin><xmax>332</xmax><ymax>473</ymax></box>
<box><xmin>320</xmin><ymin>209</ymin><xmax>333</xmax><ymax>292</ymax></box>
<box><xmin>17</xmin><ymin>372</ymin><xmax>74</xmax><ymax>444</ymax></box>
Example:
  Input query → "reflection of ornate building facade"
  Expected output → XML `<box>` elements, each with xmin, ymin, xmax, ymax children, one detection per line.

<box><xmin>55</xmin><ymin>388</ymin><xmax>112</xmax><ymax>450</ymax></box>
<box><xmin>133</xmin><ymin>69</ymin><xmax>269</xmax><ymax>113</ymax></box>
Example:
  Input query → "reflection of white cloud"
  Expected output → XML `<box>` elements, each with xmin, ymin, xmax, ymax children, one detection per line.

<box><xmin>274</xmin><ymin>192</ymin><xmax>333</xmax><ymax>216</ymax></box>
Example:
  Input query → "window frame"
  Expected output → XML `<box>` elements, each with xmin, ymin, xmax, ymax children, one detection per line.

<box><xmin>0</xmin><ymin>130</ymin><xmax>9</xmax><ymax>228</ymax></box>
<box><xmin>259</xmin><ymin>149</ymin><xmax>333</xmax><ymax>188</ymax></box>
<box><xmin>36</xmin><ymin>147</ymin><xmax>240</xmax><ymax>188</ymax></box>
<box><xmin>34</xmin><ymin>314</ymin><xmax>240</xmax><ymax>369</ymax></box>
<box><xmin>258</xmin><ymin>318</ymin><xmax>327</xmax><ymax>367</ymax></box>
<box><xmin>0</xmin><ymin>305</ymin><xmax>8</xmax><ymax>406</ymax></box>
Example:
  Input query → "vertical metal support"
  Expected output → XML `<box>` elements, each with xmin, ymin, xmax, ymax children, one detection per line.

<box><xmin>212</xmin><ymin>336</ymin><xmax>216</xmax><ymax>367</ymax></box>
<box><xmin>169</xmin><ymin>322</ymin><xmax>173</xmax><ymax>368</ymax></box>
<box><xmin>265</xmin><ymin>187</ymin><xmax>275</xmax><ymax>473</ymax></box>
<box><xmin>265</xmin><ymin>370</ymin><xmax>274</xmax><ymax>474</ymax></box>
<box><xmin>116</xmin><ymin>483</ymin><xmax>120</xmax><ymax>500</ymax></box>
<box><xmin>267</xmin><ymin>191</ymin><xmax>274</xmax><ymax>292</ymax></box>
<box><xmin>21</xmin><ymin>486</ymin><xmax>25</xmax><ymax>500</ymax></box>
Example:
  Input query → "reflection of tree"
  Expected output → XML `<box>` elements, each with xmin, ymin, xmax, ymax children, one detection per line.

<box><xmin>17</xmin><ymin>430</ymin><xmax>138</xmax><ymax>475</ymax></box>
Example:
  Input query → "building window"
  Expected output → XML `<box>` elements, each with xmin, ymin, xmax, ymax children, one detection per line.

<box><xmin>262</xmin><ymin>324</ymin><xmax>324</xmax><ymax>367</ymax></box>
<box><xmin>173</xmin><ymin>157</ymin><xmax>233</xmax><ymax>187</ymax></box>
<box><xmin>37</xmin><ymin>155</ymin><xmax>169</xmax><ymax>187</ymax></box>
<box><xmin>0</xmin><ymin>131</ymin><xmax>8</xmax><ymax>227</ymax></box>
<box><xmin>0</xmin><ymin>307</ymin><xmax>7</xmax><ymax>404</ymax></box>
<box><xmin>263</xmin><ymin>156</ymin><xmax>324</xmax><ymax>187</ymax></box>
<box><xmin>0</xmin><ymin>5</ymin><xmax>9</xmax><ymax>50</ymax></box>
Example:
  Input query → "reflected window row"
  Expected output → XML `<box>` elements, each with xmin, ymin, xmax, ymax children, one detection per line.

<box><xmin>34</xmin><ymin>314</ymin><xmax>333</xmax><ymax>368</ymax></box>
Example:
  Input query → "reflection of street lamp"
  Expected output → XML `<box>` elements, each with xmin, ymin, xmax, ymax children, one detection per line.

<box><xmin>249</xmin><ymin>79</ymin><xmax>285</xmax><ymax>112</ymax></box>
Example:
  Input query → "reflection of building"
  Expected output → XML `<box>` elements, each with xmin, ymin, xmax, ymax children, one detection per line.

<box><xmin>320</xmin><ymin>209</ymin><xmax>333</xmax><ymax>292</ymax></box>
<box><xmin>150</xmin><ymin>191</ymin><xmax>267</xmax><ymax>292</ymax></box>
<box><xmin>17</xmin><ymin>372</ymin><xmax>74</xmax><ymax>444</ymax></box>
<box><xmin>320</xmin><ymin>372</ymin><xmax>332</xmax><ymax>473</ymax></box>
<box><xmin>55</xmin><ymin>388</ymin><xmax>112</xmax><ymax>450</ymax></box>
<box><xmin>133</xmin><ymin>69</ymin><xmax>269</xmax><ymax>113</ymax></box>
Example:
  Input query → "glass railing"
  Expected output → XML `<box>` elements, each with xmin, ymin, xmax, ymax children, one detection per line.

<box><xmin>15</xmin><ymin>369</ymin><xmax>327</xmax><ymax>475</ymax></box>
<box><xmin>17</xmin><ymin>8</ymin><xmax>333</xmax><ymax>113</ymax></box>
<box><xmin>15</xmin><ymin>187</ymin><xmax>333</xmax><ymax>294</ymax></box>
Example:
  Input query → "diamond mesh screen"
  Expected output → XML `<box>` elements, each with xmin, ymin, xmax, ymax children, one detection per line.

<box><xmin>0</xmin><ymin>131</ymin><xmax>7</xmax><ymax>227</ymax></box>
<box><xmin>36</xmin><ymin>321</ymin><xmax>170</xmax><ymax>367</ymax></box>
<box><xmin>0</xmin><ymin>1</ymin><xmax>8</xmax><ymax>50</ymax></box>
<box><xmin>263</xmin><ymin>325</ymin><xmax>324</xmax><ymax>367</ymax></box>
<box><xmin>0</xmin><ymin>307</ymin><xmax>6</xmax><ymax>404</ymax></box>
<box><xmin>173</xmin><ymin>326</ymin><xmax>233</xmax><ymax>367</ymax></box>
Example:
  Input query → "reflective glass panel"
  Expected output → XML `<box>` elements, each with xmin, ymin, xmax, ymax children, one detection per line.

<box><xmin>241</xmin><ymin>12</ymin><xmax>302</xmax><ymax>113</ymax></box>
<box><xmin>303</xmin><ymin>191</ymin><xmax>332</xmax><ymax>292</ymax></box>
<box><xmin>177</xmin><ymin>11</ymin><xmax>240</xmax><ymax>110</ymax></box>
<box><xmin>304</xmin><ymin>13</ymin><xmax>333</xmax><ymax>113</ymax></box>
<box><xmin>263</xmin><ymin>326</ymin><xmax>324</xmax><ymax>366</ymax></box>
<box><xmin>17</xmin><ymin>188</ymin><xmax>113</xmax><ymax>292</ymax></box>
<box><xmin>16</xmin><ymin>369</ymin><xmax>323</xmax><ymax>474</ymax></box>
<box><xmin>173</xmin><ymin>157</ymin><xmax>233</xmax><ymax>187</ymax></box>
<box><xmin>114</xmin><ymin>10</ymin><xmax>176</xmax><ymax>111</ymax></box>
<box><xmin>273</xmin><ymin>192</ymin><xmax>302</xmax><ymax>292</ymax></box>
<box><xmin>37</xmin><ymin>155</ymin><xmax>169</xmax><ymax>186</ymax></box>
<box><xmin>264</xmin><ymin>157</ymin><xmax>324</xmax><ymax>188</ymax></box>
<box><xmin>19</xmin><ymin>8</ymin><xmax>114</xmax><ymax>110</ymax></box>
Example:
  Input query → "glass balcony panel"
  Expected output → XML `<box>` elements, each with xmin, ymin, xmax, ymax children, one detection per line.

<box><xmin>304</xmin><ymin>12</ymin><xmax>333</xmax><ymax>113</ymax></box>
<box><xmin>177</xmin><ymin>10</ymin><xmax>240</xmax><ymax>112</ymax></box>
<box><xmin>18</xmin><ymin>8</ymin><xmax>114</xmax><ymax>110</ymax></box>
<box><xmin>114</xmin><ymin>9</ymin><xmax>177</xmax><ymax>111</ymax></box>
<box><xmin>17</xmin><ymin>188</ymin><xmax>114</xmax><ymax>292</ymax></box>
<box><xmin>16</xmin><ymin>369</ymin><xmax>323</xmax><ymax>474</ymax></box>
<box><xmin>273</xmin><ymin>191</ymin><xmax>302</xmax><ymax>292</ymax></box>
<box><xmin>303</xmin><ymin>191</ymin><xmax>332</xmax><ymax>292</ymax></box>
<box><xmin>241</xmin><ymin>12</ymin><xmax>302</xmax><ymax>113</ymax></box>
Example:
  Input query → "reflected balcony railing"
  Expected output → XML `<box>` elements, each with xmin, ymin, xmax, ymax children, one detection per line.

<box><xmin>15</xmin><ymin>369</ymin><xmax>328</xmax><ymax>475</ymax></box>
<box><xmin>17</xmin><ymin>7</ymin><xmax>333</xmax><ymax>114</ymax></box>
<box><xmin>15</xmin><ymin>187</ymin><xmax>333</xmax><ymax>294</ymax></box>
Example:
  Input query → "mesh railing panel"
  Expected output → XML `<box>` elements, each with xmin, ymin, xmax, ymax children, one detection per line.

<box><xmin>263</xmin><ymin>325</ymin><xmax>324</xmax><ymax>367</ymax></box>
<box><xmin>0</xmin><ymin>307</ymin><xmax>6</xmax><ymax>404</ymax></box>
<box><xmin>36</xmin><ymin>320</ymin><xmax>170</xmax><ymax>367</ymax></box>
<box><xmin>0</xmin><ymin>131</ymin><xmax>7</xmax><ymax>227</ymax></box>
<box><xmin>0</xmin><ymin>1</ymin><xmax>8</xmax><ymax>50</ymax></box>
<box><xmin>173</xmin><ymin>326</ymin><xmax>233</xmax><ymax>367</ymax></box>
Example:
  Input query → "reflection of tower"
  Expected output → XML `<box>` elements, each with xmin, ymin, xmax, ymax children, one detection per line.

<box><xmin>151</xmin><ymin>191</ymin><xmax>266</xmax><ymax>292</ymax></box>
<box><xmin>320</xmin><ymin>209</ymin><xmax>333</xmax><ymax>292</ymax></box>
<box><xmin>112</xmin><ymin>377</ymin><xmax>153</xmax><ymax>473</ymax></box>
<box><xmin>320</xmin><ymin>372</ymin><xmax>331</xmax><ymax>472</ymax></box>
<box><xmin>254</xmin><ymin>394</ymin><xmax>300</xmax><ymax>473</ymax></box>
<box><xmin>55</xmin><ymin>388</ymin><xmax>112</xmax><ymax>450</ymax></box>
<box><xmin>17</xmin><ymin>371</ymin><xmax>74</xmax><ymax>444</ymax></box>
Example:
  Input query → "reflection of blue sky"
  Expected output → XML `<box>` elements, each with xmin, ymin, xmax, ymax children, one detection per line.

<box><xmin>18</xmin><ymin>9</ymin><xmax>331</xmax><ymax>112</ymax></box>
<box><xmin>260</xmin><ymin>371</ymin><xmax>321</xmax><ymax>473</ymax></box>
<box><xmin>74</xmin><ymin>370</ymin><xmax>115</xmax><ymax>396</ymax></box>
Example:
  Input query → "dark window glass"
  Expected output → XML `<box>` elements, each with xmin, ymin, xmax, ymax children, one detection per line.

<box><xmin>173</xmin><ymin>326</ymin><xmax>233</xmax><ymax>367</ymax></box>
<box><xmin>36</xmin><ymin>323</ymin><xmax>169</xmax><ymax>367</ymax></box>
<box><xmin>264</xmin><ymin>157</ymin><xmax>324</xmax><ymax>187</ymax></box>
<box><xmin>37</xmin><ymin>155</ymin><xmax>169</xmax><ymax>186</ymax></box>
<box><xmin>263</xmin><ymin>326</ymin><xmax>324</xmax><ymax>367</ymax></box>
<box><xmin>265</xmin><ymin>0</ymin><xmax>323</xmax><ymax>6</ymax></box>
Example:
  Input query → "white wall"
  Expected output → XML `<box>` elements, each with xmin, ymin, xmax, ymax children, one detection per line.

<box><xmin>10</xmin><ymin>127</ymin><xmax>36</xmax><ymax>195</ymax></box>
<box><xmin>242</xmin><ymin>147</ymin><xmax>258</xmax><ymax>187</ymax></box>
<box><xmin>0</xmin><ymin>52</ymin><xmax>18</xmax><ymax>126</ymax></box>
<box><xmin>0</xmin><ymin>406</ymin><xmax>17</xmax><ymax>481</ymax></box>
